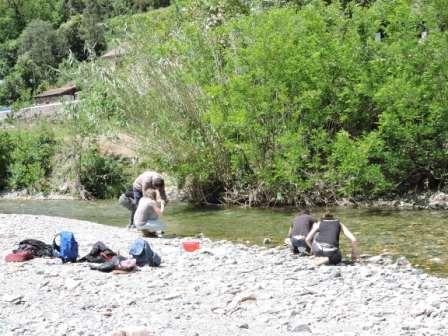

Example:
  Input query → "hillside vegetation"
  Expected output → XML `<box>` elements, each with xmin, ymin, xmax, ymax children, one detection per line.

<box><xmin>72</xmin><ymin>0</ymin><xmax>448</xmax><ymax>205</ymax></box>
<box><xmin>0</xmin><ymin>0</ymin><xmax>168</xmax><ymax>109</ymax></box>
<box><xmin>1</xmin><ymin>0</ymin><xmax>448</xmax><ymax>206</ymax></box>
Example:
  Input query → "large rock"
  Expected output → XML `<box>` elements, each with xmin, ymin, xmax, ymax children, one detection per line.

<box><xmin>428</xmin><ymin>192</ymin><xmax>448</xmax><ymax>209</ymax></box>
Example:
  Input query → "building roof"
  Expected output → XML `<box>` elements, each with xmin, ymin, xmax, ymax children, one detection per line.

<box><xmin>100</xmin><ymin>44</ymin><xmax>128</xmax><ymax>59</ymax></box>
<box><xmin>35</xmin><ymin>85</ymin><xmax>77</xmax><ymax>98</ymax></box>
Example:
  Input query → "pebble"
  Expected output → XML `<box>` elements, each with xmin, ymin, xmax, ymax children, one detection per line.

<box><xmin>0</xmin><ymin>214</ymin><xmax>447</xmax><ymax>336</ymax></box>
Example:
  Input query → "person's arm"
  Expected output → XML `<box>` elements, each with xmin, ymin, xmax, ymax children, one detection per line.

<box><xmin>305</xmin><ymin>222</ymin><xmax>320</xmax><ymax>249</ymax></box>
<box><xmin>159</xmin><ymin>185</ymin><xmax>167</xmax><ymax>202</ymax></box>
<box><xmin>159</xmin><ymin>201</ymin><xmax>165</xmax><ymax>213</ymax></box>
<box><xmin>154</xmin><ymin>207</ymin><xmax>162</xmax><ymax>217</ymax></box>
<box><xmin>153</xmin><ymin>201</ymin><xmax>163</xmax><ymax>217</ymax></box>
<box><xmin>340</xmin><ymin>223</ymin><xmax>358</xmax><ymax>261</ymax></box>
<box><xmin>158</xmin><ymin>186</ymin><xmax>167</xmax><ymax>212</ymax></box>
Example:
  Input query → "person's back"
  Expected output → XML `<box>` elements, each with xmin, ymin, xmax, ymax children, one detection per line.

<box><xmin>130</xmin><ymin>171</ymin><xmax>168</xmax><ymax>229</ymax></box>
<box><xmin>133</xmin><ymin>197</ymin><xmax>159</xmax><ymax>228</ymax></box>
<box><xmin>288</xmin><ymin>210</ymin><xmax>315</xmax><ymax>255</ymax></box>
<box><xmin>133</xmin><ymin>188</ymin><xmax>165</xmax><ymax>236</ymax></box>
<box><xmin>315</xmin><ymin>218</ymin><xmax>341</xmax><ymax>248</ymax></box>
<box><xmin>132</xmin><ymin>171</ymin><xmax>167</xmax><ymax>211</ymax></box>
<box><xmin>290</xmin><ymin>213</ymin><xmax>315</xmax><ymax>237</ymax></box>
<box><xmin>305</xmin><ymin>212</ymin><xmax>357</xmax><ymax>265</ymax></box>
<box><xmin>133</xmin><ymin>171</ymin><xmax>162</xmax><ymax>191</ymax></box>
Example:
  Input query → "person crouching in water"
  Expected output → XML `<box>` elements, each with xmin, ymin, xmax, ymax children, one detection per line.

<box><xmin>288</xmin><ymin>209</ymin><xmax>315</xmax><ymax>255</ymax></box>
<box><xmin>133</xmin><ymin>188</ymin><xmax>166</xmax><ymax>237</ymax></box>
<box><xmin>305</xmin><ymin>212</ymin><xmax>358</xmax><ymax>265</ymax></box>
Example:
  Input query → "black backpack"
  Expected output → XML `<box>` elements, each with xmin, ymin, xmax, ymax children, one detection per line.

<box><xmin>78</xmin><ymin>241</ymin><xmax>117</xmax><ymax>263</ymax></box>
<box><xmin>15</xmin><ymin>239</ymin><xmax>55</xmax><ymax>258</ymax></box>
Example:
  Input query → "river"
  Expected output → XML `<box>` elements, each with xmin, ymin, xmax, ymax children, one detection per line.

<box><xmin>0</xmin><ymin>199</ymin><xmax>447</xmax><ymax>276</ymax></box>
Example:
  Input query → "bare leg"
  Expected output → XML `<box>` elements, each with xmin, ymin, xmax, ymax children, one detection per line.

<box><xmin>313</xmin><ymin>256</ymin><xmax>330</xmax><ymax>266</ymax></box>
<box><xmin>128</xmin><ymin>204</ymin><xmax>137</xmax><ymax>229</ymax></box>
<box><xmin>128</xmin><ymin>188</ymin><xmax>142</xmax><ymax>229</ymax></box>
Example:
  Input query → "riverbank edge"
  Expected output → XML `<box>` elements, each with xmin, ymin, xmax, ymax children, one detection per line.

<box><xmin>2</xmin><ymin>189</ymin><xmax>448</xmax><ymax>210</ymax></box>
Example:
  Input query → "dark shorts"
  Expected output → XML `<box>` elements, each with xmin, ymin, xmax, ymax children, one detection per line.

<box><xmin>311</xmin><ymin>241</ymin><xmax>342</xmax><ymax>265</ymax></box>
<box><xmin>133</xmin><ymin>188</ymin><xmax>143</xmax><ymax>206</ymax></box>
<box><xmin>290</xmin><ymin>237</ymin><xmax>310</xmax><ymax>255</ymax></box>
<box><xmin>128</xmin><ymin>188</ymin><xmax>144</xmax><ymax>228</ymax></box>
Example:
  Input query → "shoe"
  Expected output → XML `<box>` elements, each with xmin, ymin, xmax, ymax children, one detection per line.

<box><xmin>141</xmin><ymin>230</ymin><xmax>158</xmax><ymax>238</ymax></box>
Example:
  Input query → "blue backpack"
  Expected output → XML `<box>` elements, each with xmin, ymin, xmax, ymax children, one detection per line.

<box><xmin>53</xmin><ymin>231</ymin><xmax>79</xmax><ymax>263</ymax></box>
<box><xmin>129</xmin><ymin>238</ymin><xmax>161</xmax><ymax>267</ymax></box>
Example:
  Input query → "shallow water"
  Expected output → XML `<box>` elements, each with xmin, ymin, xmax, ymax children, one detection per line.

<box><xmin>1</xmin><ymin>199</ymin><xmax>447</xmax><ymax>276</ymax></box>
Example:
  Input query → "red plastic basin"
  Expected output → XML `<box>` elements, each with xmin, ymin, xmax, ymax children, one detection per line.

<box><xmin>182</xmin><ymin>241</ymin><xmax>200</xmax><ymax>252</ymax></box>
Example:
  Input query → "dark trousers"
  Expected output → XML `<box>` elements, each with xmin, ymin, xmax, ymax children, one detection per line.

<box><xmin>311</xmin><ymin>241</ymin><xmax>342</xmax><ymax>265</ymax></box>
<box><xmin>290</xmin><ymin>237</ymin><xmax>310</xmax><ymax>255</ymax></box>
<box><xmin>129</xmin><ymin>188</ymin><xmax>143</xmax><ymax>228</ymax></box>
<box><xmin>133</xmin><ymin>188</ymin><xmax>143</xmax><ymax>205</ymax></box>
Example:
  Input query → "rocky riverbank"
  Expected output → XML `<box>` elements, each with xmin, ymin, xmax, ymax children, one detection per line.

<box><xmin>2</xmin><ymin>189</ymin><xmax>448</xmax><ymax>210</ymax></box>
<box><xmin>0</xmin><ymin>178</ymin><xmax>185</xmax><ymax>202</ymax></box>
<box><xmin>1</xmin><ymin>214</ymin><xmax>448</xmax><ymax>336</ymax></box>
<box><xmin>337</xmin><ymin>191</ymin><xmax>448</xmax><ymax>210</ymax></box>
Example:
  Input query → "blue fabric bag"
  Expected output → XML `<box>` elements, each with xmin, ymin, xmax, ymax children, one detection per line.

<box><xmin>129</xmin><ymin>238</ymin><xmax>161</xmax><ymax>267</ymax></box>
<box><xmin>53</xmin><ymin>231</ymin><xmax>79</xmax><ymax>263</ymax></box>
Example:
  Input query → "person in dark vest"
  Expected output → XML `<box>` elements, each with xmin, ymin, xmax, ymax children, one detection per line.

<box><xmin>305</xmin><ymin>212</ymin><xmax>358</xmax><ymax>265</ymax></box>
<box><xmin>288</xmin><ymin>209</ymin><xmax>315</xmax><ymax>255</ymax></box>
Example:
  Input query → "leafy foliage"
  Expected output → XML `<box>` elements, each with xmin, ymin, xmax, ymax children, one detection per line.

<box><xmin>0</xmin><ymin>125</ymin><xmax>57</xmax><ymax>191</ymax></box>
<box><xmin>0</xmin><ymin>0</ymin><xmax>170</xmax><ymax>106</ymax></box>
<box><xmin>3</xmin><ymin>0</ymin><xmax>448</xmax><ymax>205</ymax></box>
<box><xmin>78</xmin><ymin>0</ymin><xmax>448</xmax><ymax>205</ymax></box>
<box><xmin>0</xmin><ymin>130</ymin><xmax>12</xmax><ymax>189</ymax></box>
<box><xmin>80</xmin><ymin>146</ymin><xmax>131</xmax><ymax>199</ymax></box>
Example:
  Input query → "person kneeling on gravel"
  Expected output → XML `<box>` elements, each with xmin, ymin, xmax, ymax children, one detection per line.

<box><xmin>305</xmin><ymin>212</ymin><xmax>357</xmax><ymax>266</ymax></box>
<box><xmin>133</xmin><ymin>188</ymin><xmax>166</xmax><ymax>237</ymax></box>
<box><xmin>288</xmin><ymin>209</ymin><xmax>315</xmax><ymax>255</ymax></box>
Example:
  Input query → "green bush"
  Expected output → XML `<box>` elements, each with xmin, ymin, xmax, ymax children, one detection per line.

<box><xmin>3</xmin><ymin>126</ymin><xmax>57</xmax><ymax>191</ymax></box>
<box><xmin>327</xmin><ymin>131</ymin><xmax>389</xmax><ymax>197</ymax></box>
<box><xmin>80</xmin><ymin>147</ymin><xmax>131</xmax><ymax>199</ymax></box>
<box><xmin>0</xmin><ymin>131</ymin><xmax>13</xmax><ymax>189</ymax></box>
<box><xmin>77</xmin><ymin>0</ymin><xmax>448</xmax><ymax>205</ymax></box>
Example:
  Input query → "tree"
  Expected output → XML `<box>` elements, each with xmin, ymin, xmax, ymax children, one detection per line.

<box><xmin>58</xmin><ymin>14</ymin><xmax>88</xmax><ymax>60</ymax></box>
<box><xmin>16</xmin><ymin>19</ymin><xmax>65</xmax><ymax>87</ymax></box>
<box><xmin>79</xmin><ymin>0</ymin><xmax>108</xmax><ymax>57</ymax></box>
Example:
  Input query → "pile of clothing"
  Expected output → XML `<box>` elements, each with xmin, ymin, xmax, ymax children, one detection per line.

<box><xmin>4</xmin><ymin>236</ymin><xmax>161</xmax><ymax>274</ymax></box>
<box><xmin>5</xmin><ymin>239</ymin><xmax>56</xmax><ymax>262</ymax></box>
<box><xmin>79</xmin><ymin>241</ymin><xmax>136</xmax><ymax>273</ymax></box>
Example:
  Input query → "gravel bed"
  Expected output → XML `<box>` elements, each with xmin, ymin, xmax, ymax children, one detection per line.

<box><xmin>1</xmin><ymin>214</ymin><xmax>447</xmax><ymax>336</ymax></box>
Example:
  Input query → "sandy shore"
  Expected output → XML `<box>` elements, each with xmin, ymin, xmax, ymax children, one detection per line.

<box><xmin>1</xmin><ymin>214</ymin><xmax>447</xmax><ymax>336</ymax></box>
